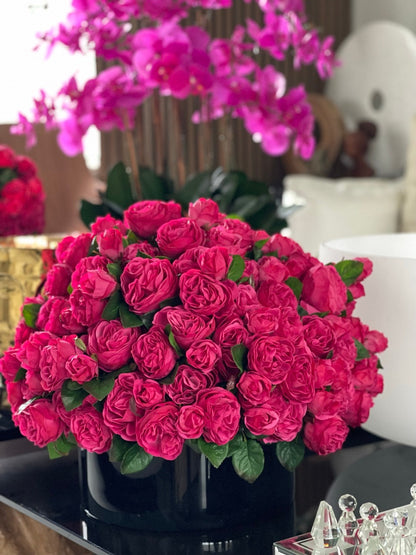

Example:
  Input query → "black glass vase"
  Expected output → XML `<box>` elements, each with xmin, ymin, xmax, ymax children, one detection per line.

<box><xmin>79</xmin><ymin>444</ymin><xmax>294</xmax><ymax>555</ymax></box>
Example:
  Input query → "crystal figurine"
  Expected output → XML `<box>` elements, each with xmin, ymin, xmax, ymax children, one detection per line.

<box><xmin>358</xmin><ymin>502</ymin><xmax>380</xmax><ymax>544</ymax></box>
<box><xmin>311</xmin><ymin>500</ymin><xmax>341</xmax><ymax>549</ymax></box>
<box><xmin>338</xmin><ymin>494</ymin><xmax>359</xmax><ymax>543</ymax></box>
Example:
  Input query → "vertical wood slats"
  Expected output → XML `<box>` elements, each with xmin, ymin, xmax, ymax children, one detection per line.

<box><xmin>100</xmin><ymin>1</ymin><xmax>351</xmax><ymax>189</ymax></box>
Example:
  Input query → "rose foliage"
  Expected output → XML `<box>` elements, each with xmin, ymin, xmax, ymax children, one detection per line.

<box><xmin>0</xmin><ymin>199</ymin><xmax>387</xmax><ymax>482</ymax></box>
<box><xmin>0</xmin><ymin>145</ymin><xmax>45</xmax><ymax>237</ymax></box>
<box><xmin>13</xmin><ymin>0</ymin><xmax>338</xmax><ymax>159</ymax></box>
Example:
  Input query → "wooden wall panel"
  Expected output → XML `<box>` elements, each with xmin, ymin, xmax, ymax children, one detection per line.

<box><xmin>100</xmin><ymin>1</ymin><xmax>351</xmax><ymax>190</ymax></box>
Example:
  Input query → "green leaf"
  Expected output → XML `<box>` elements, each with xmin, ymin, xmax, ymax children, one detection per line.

<box><xmin>185</xmin><ymin>438</ymin><xmax>202</xmax><ymax>454</ymax></box>
<box><xmin>102</xmin><ymin>288</ymin><xmax>122</xmax><ymax>321</ymax></box>
<box><xmin>347</xmin><ymin>289</ymin><xmax>354</xmax><ymax>303</ymax></box>
<box><xmin>109</xmin><ymin>435</ymin><xmax>134</xmax><ymax>463</ymax></box>
<box><xmin>13</xmin><ymin>367</ymin><xmax>26</xmax><ymax>382</ymax></box>
<box><xmin>174</xmin><ymin>170</ymin><xmax>212</xmax><ymax>205</ymax></box>
<box><xmin>275</xmin><ymin>435</ymin><xmax>305</xmax><ymax>472</ymax></box>
<box><xmin>232</xmin><ymin>438</ymin><xmax>264</xmax><ymax>483</ymax></box>
<box><xmin>120</xmin><ymin>443</ymin><xmax>153</xmax><ymax>475</ymax></box>
<box><xmin>82</xmin><ymin>373</ymin><xmax>117</xmax><ymax>401</ymax></box>
<box><xmin>107</xmin><ymin>262</ymin><xmax>122</xmax><ymax>280</ymax></box>
<box><xmin>80</xmin><ymin>200</ymin><xmax>109</xmax><ymax>229</ymax></box>
<box><xmin>226</xmin><ymin>433</ymin><xmax>244</xmax><ymax>457</ymax></box>
<box><xmin>22</xmin><ymin>303</ymin><xmax>41</xmax><ymax>329</ymax></box>
<box><xmin>252</xmin><ymin>238</ymin><xmax>270</xmax><ymax>260</ymax></box>
<box><xmin>61</xmin><ymin>380</ymin><xmax>89</xmax><ymax>410</ymax></box>
<box><xmin>354</xmin><ymin>338</ymin><xmax>371</xmax><ymax>361</ymax></box>
<box><xmin>119</xmin><ymin>303</ymin><xmax>143</xmax><ymax>328</ymax></box>
<box><xmin>231</xmin><ymin>344</ymin><xmax>247</xmax><ymax>373</ymax></box>
<box><xmin>335</xmin><ymin>260</ymin><xmax>364</xmax><ymax>287</ymax></box>
<box><xmin>74</xmin><ymin>337</ymin><xmax>87</xmax><ymax>351</ymax></box>
<box><xmin>0</xmin><ymin>168</ymin><xmax>17</xmax><ymax>187</ymax></box>
<box><xmin>165</xmin><ymin>325</ymin><xmax>182</xmax><ymax>356</ymax></box>
<box><xmin>198</xmin><ymin>437</ymin><xmax>228</xmax><ymax>468</ymax></box>
<box><xmin>47</xmin><ymin>434</ymin><xmax>76</xmax><ymax>460</ymax></box>
<box><xmin>106</xmin><ymin>161</ymin><xmax>137</xmax><ymax>208</ymax></box>
<box><xmin>227</xmin><ymin>255</ymin><xmax>245</xmax><ymax>282</ymax></box>
<box><xmin>140</xmin><ymin>166</ymin><xmax>173</xmax><ymax>200</ymax></box>
<box><xmin>285</xmin><ymin>277</ymin><xmax>303</xmax><ymax>300</ymax></box>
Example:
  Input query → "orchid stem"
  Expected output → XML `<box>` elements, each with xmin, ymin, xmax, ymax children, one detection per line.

<box><xmin>123</xmin><ymin>112</ymin><xmax>142</xmax><ymax>201</ymax></box>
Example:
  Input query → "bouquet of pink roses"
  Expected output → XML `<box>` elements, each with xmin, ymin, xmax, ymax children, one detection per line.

<box><xmin>0</xmin><ymin>199</ymin><xmax>386</xmax><ymax>482</ymax></box>
<box><xmin>0</xmin><ymin>145</ymin><xmax>45</xmax><ymax>237</ymax></box>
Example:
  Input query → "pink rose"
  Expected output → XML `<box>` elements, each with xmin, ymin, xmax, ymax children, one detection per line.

<box><xmin>39</xmin><ymin>335</ymin><xmax>79</xmax><ymax>391</ymax></box>
<box><xmin>248</xmin><ymin>336</ymin><xmax>295</xmax><ymax>384</ymax></box>
<box><xmin>70</xmin><ymin>405</ymin><xmax>113</xmax><ymax>454</ymax></box>
<box><xmin>262</xmin><ymin>234</ymin><xmax>302</xmax><ymax>258</ymax></box>
<box><xmin>55</xmin><ymin>233</ymin><xmax>92</xmax><ymax>269</ymax></box>
<box><xmin>303</xmin><ymin>416</ymin><xmax>349</xmax><ymax>456</ymax></box>
<box><xmin>52</xmin><ymin>391</ymin><xmax>72</xmax><ymax>430</ymax></box>
<box><xmin>244</xmin><ymin>406</ymin><xmax>279</xmax><ymax>436</ymax></box>
<box><xmin>91</xmin><ymin>214</ymin><xmax>127</xmax><ymax>236</ymax></box>
<box><xmin>246</xmin><ymin>307</ymin><xmax>290</xmax><ymax>338</ymax></box>
<box><xmin>264</xmin><ymin>396</ymin><xmax>306</xmax><ymax>443</ymax></box>
<box><xmin>236</xmin><ymin>371</ymin><xmax>272</xmax><ymax>407</ymax></box>
<box><xmin>186</xmin><ymin>339</ymin><xmax>222</xmax><ymax>372</ymax></box>
<box><xmin>257</xmin><ymin>281</ymin><xmax>298</xmax><ymax>311</ymax></box>
<box><xmin>136</xmin><ymin>402</ymin><xmax>184</xmax><ymax>460</ymax></box>
<box><xmin>7</xmin><ymin>381</ymin><xmax>25</xmax><ymax>412</ymax></box>
<box><xmin>213</xmin><ymin>317</ymin><xmax>249</xmax><ymax>368</ymax></box>
<box><xmin>363</xmin><ymin>329</ymin><xmax>388</xmax><ymax>355</ymax></box>
<box><xmin>43</xmin><ymin>264</ymin><xmax>72</xmax><ymax>297</ymax></box>
<box><xmin>122</xmin><ymin>241</ymin><xmax>160</xmax><ymax>263</ymax></box>
<box><xmin>121</xmin><ymin>257</ymin><xmax>178</xmax><ymax>314</ymax></box>
<box><xmin>0</xmin><ymin>145</ymin><xmax>16</xmax><ymax>167</ymax></box>
<box><xmin>96</xmin><ymin>227</ymin><xmax>124</xmax><ymax>260</ymax></box>
<box><xmin>257</xmin><ymin>256</ymin><xmax>289</xmax><ymax>283</ymax></box>
<box><xmin>133</xmin><ymin>376</ymin><xmax>165</xmax><ymax>409</ymax></box>
<box><xmin>102</xmin><ymin>373</ymin><xmax>139</xmax><ymax>441</ymax></box>
<box><xmin>18</xmin><ymin>331</ymin><xmax>54</xmax><ymax>372</ymax></box>
<box><xmin>234</xmin><ymin>284</ymin><xmax>261</xmax><ymax>316</ymax></box>
<box><xmin>71</xmin><ymin>256</ymin><xmax>110</xmax><ymax>289</ymax></box>
<box><xmin>65</xmin><ymin>353</ymin><xmax>99</xmax><ymax>384</ymax></box>
<box><xmin>308</xmin><ymin>390</ymin><xmax>343</xmax><ymax>420</ymax></box>
<box><xmin>37</xmin><ymin>297</ymin><xmax>73</xmax><ymax>335</ymax></box>
<box><xmin>196</xmin><ymin>387</ymin><xmax>241</xmax><ymax>445</ymax></box>
<box><xmin>179</xmin><ymin>269</ymin><xmax>233</xmax><ymax>316</ymax></box>
<box><xmin>197</xmin><ymin>246</ymin><xmax>231</xmax><ymax>279</ymax></box>
<box><xmin>341</xmin><ymin>390</ymin><xmax>374</xmax><ymax>428</ymax></box>
<box><xmin>124</xmin><ymin>200</ymin><xmax>182</xmax><ymax>239</ymax></box>
<box><xmin>60</xmin><ymin>302</ymin><xmax>87</xmax><ymax>334</ymax></box>
<box><xmin>301</xmin><ymin>264</ymin><xmax>348</xmax><ymax>314</ymax></box>
<box><xmin>166</xmin><ymin>364</ymin><xmax>216</xmax><ymax>405</ymax></box>
<box><xmin>177</xmin><ymin>404</ymin><xmax>205</xmax><ymax>439</ymax></box>
<box><xmin>188</xmin><ymin>198</ymin><xmax>225</xmax><ymax>227</ymax></box>
<box><xmin>14</xmin><ymin>320</ymin><xmax>33</xmax><ymax>347</ymax></box>
<box><xmin>15</xmin><ymin>155</ymin><xmax>37</xmax><ymax>178</ymax></box>
<box><xmin>88</xmin><ymin>320</ymin><xmax>141</xmax><ymax>371</ymax></box>
<box><xmin>208</xmin><ymin>219</ymin><xmax>254</xmax><ymax>255</ymax></box>
<box><xmin>285</xmin><ymin>252</ymin><xmax>318</xmax><ymax>279</ymax></box>
<box><xmin>0</xmin><ymin>347</ymin><xmax>21</xmax><ymax>382</ymax></box>
<box><xmin>76</xmin><ymin>268</ymin><xmax>117</xmax><ymax>299</ymax></box>
<box><xmin>302</xmin><ymin>316</ymin><xmax>335</xmax><ymax>358</ymax></box>
<box><xmin>132</xmin><ymin>327</ymin><xmax>177</xmax><ymax>379</ymax></box>
<box><xmin>351</xmin><ymin>356</ymin><xmax>381</xmax><ymax>392</ymax></box>
<box><xmin>173</xmin><ymin>246</ymin><xmax>206</xmax><ymax>275</ymax></box>
<box><xmin>279</xmin><ymin>353</ymin><xmax>315</xmax><ymax>404</ymax></box>
<box><xmin>153</xmin><ymin>306</ymin><xmax>215</xmax><ymax>350</ymax></box>
<box><xmin>156</xmin><ymin>217</ymin><xmax>206</xmax><ymax>257</ymax></box>
<box><xmin>69</xmin><ymin>289</ymin><xmax>107</xmax><ymax>327</ymax></box>
<box><xmin>17</xmin><ymin>398</ymin><xmax>64</xmax><ymax>448</ymax></box>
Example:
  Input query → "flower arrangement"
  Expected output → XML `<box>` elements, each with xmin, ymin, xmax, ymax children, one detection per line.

<box><xmin>0</xmin><ymin>198</ymin><xmax>386</xmax><ymax>482</ymax></box>
<box><xmin>0</xmin><ymin>145</ymin><xmax>45</xmax><ymax>237</ymax></box>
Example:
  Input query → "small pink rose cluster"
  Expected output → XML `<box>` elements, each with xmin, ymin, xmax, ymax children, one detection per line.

<box><xmin>0</xmin><ymin>145</ymin><xmax>45</xmax><ymax>236</ymax></box>
<box><xmin>13</xmin><ymin>0</ymin><xmax>338</xmax><ymax>159</ymax></box>
<box><xmin>0</xmin><ymin>198</ymin><xmax>387</xmax><ymax>479</ymax></box>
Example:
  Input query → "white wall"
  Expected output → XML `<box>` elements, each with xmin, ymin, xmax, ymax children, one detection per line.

<box><xmin>352</xmin><ymin>0</ymin><xmax>416</xmax><ymax>32</ymax></box>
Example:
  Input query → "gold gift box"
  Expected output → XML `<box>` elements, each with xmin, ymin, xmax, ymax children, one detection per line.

<box><xmin>0</xmin><ymin>235</ymin><xmax>63</xmax><ymax>353</ymax></box>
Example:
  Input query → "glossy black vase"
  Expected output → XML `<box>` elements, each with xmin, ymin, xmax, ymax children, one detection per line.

<box><xmin>79</xmin><ymin>445</ymin><xmax>295</xmax><ymax>554</ymax></box>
